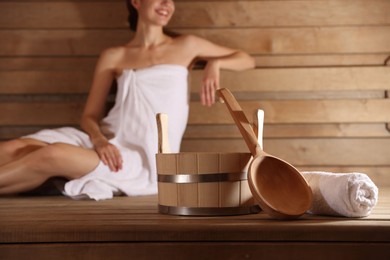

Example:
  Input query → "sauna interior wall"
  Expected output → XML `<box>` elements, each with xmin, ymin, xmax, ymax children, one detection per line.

<box><xmin>0</xmin><ymin>0</ymin><xmax>389</xmax><ymax>186</ymax></box>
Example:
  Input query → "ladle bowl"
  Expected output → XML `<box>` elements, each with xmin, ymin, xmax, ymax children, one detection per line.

<box><xmin>217</xmin><ymin>88</ymin><xmax>313</xmax><ymax>219</ymax></box>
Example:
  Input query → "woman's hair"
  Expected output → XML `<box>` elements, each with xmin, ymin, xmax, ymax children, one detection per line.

<box><xmin>126</xmin><ymin>0</ymin><xmax>138</xmax><ymax>31</ymax></box>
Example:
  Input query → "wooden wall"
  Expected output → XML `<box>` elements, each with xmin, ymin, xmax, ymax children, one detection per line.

<box><xmin>0</xmin><ymin>0</ymin><xmax>389</xmax><ymax>186</ymax></box>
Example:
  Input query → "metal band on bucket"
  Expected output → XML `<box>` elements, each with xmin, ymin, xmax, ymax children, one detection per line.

<box><xmin>157</xmin><ymin>172</ymin><xmax>247</xmax><ymax>184</ymax></box>
<box><xmin>158</xmin><ymin>204</ymin><xmax>261</xmax><ymax>216</ymax></box>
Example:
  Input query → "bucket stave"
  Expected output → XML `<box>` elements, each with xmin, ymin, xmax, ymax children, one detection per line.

<box><xmin>157</xmin><ymin>152</ymin><xmax>260</xmax><ymax>216</ymax></box>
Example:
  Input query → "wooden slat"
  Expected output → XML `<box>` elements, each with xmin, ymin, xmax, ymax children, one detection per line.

<box><xmin>1</xmin><ymin>242</ymin><xmax>389</xmax><ymax>260</ymax></box>
<box><xmin>0</xmin><ymin>189</ymin><xmax>389</xmax><ymax>246</ymax></box>
<box><xmin>299</xmin><ymin>166</ymin><xmax>390</xmax><ymax>188</ymax></box>
<box><xmin>179</xmin><ymin>26</ymin><xmax>390</xmax><ymax>55</ymax></box>
<box><xmin>190</xmin><ymin>67</ymin><xmax>390</xmax><ymax>92</ymax></box>
<box><xmin>0</xmin><ymin>70</ymin><xmax>93</xmax><ymax>94</ymax></box>
<box><xmin>0</xmin><ymin>126</ymin><xmax>76</xmax><ymax>140</ymax></box>
<box><xmin>254</xmin><ymin>54</ymin><xmax>390</xmax><ymax>67</ymax></box>
<box><xmin>1</xmin><ymin>67</ymin><xmax>389</xmax><ymax>94</ymax></box>
<box><xmin>0</xmin><ymin>30</ymin><xmax>130</xmax><ymax>56</ymax></box>
<box><xmin>183</xmin><ymin>123</ymin><xmax>390</xmax><ymax>139</ymax></box>
<box><xmin>181</xmin><ymin>138</ymin><xmax>390</xmax><ymax>166</ymax></box>
<box><xmin>1</xmin><ymin>54</ymin><xmax>388</xmax><ymax>71</ymax></box>
<box><xmin>0</xmin><ymin>57</ymin><xmax>97</xmax><ymax>71</ymax></box>
<box><xmin>173</xmin><ymin>0</ymin><xmax>390</xmax><ymax>28</ymax></box>
<box><xmin>1</xmin><ymin>0</ymin><xmax>389</xmax><ymax>29</ymax></box>
<box><xmin>2</xmin><ymin>123</ymin><xmax>390</xmax><ymax>141</ymax></box>
<box><xmin>188</xmin><ymin>100</ymin><xmax>390</xmax><ymax>124</ymax></box>
<box><xmin>1</xmin><ymin>99</ymin><xmax>389</xmax><ymax>125</ymax></box>
<box><xmin>0</xmin><ymin>102</ymin><xmax>83</xmax><ymax>125</ymax></box>
<box><xmin>1</xmin><ymin>26</ymin><xmax>390</xmax><ymax>56</ymax></box>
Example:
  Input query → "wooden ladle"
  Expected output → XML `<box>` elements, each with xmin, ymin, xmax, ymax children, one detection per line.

<box><xmin>217</xmin><ymin>88</ymin><xmax>313</xmax><ymax>219</ymax></box>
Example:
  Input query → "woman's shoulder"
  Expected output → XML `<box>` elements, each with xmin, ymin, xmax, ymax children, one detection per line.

<box><xmin>99</xmin><ymin>46</ymin><xmax>127</xmax><ymax>60</ymax></box>
<box><xmin>96</xmin><ymin>46</ymin><xmax>130</xmax><ymax>69</ymax></box>
<box><xmin>174</xmin><ymin>34</ymin><xmax>203</xmax><ymax>45</ymax></box>
<box><xmin>172</xmin><ymin>34</ymin><xmax>213</xmax><ymax>51</ymax></box>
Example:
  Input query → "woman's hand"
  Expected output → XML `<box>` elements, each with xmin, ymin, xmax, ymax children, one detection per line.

<box><xmin>200</xmin><ymin>59</ymin><xmax>220</xmax><ymax>106</ymax></box>
<box><xmin>93</xmin><ymin>137</ymin><xmax>123</xmax><ymax>172</ymax></box>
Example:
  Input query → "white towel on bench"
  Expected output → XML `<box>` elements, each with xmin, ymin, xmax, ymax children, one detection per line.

<box><xmin>302</xmin><ymin>171</ymin><xmax>378</xmax><ymax>217</ymax></box>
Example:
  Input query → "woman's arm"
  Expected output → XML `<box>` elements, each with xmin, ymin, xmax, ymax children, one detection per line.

<box><xmin>80</xmin><ymin>48</ymin><xmax>123</xmax><ymax>172</ymax></box>
<box><xmin>185</xmin><ymin>35</ymin><xmax>255</xmax><ymax>106</ymax></box>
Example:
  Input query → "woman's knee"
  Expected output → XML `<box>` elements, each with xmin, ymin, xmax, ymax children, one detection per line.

<box><xmin>25</xmin><ymin>143</ymin><xmax>99</xmax><ymax>179</ymax></box>
<box><xmin>0</xmin><ymin>139</ymin><xmax>47</xmax><ymax>156</ymax></box>
<box><xmin>26</xmin><ymin>143</ymin><xmax>69</xmax><ymax>172</ymax></box>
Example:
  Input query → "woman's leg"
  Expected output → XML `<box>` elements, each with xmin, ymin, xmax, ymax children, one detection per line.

<box><xmin>0</xmin><ymin>143</ymin><xmax>100</xmax><ymax>195</ymax></box>
<box><xmin>0</xmin><ymin>138</ymin><xmax>48</xmax><ymax>166</ymax></box>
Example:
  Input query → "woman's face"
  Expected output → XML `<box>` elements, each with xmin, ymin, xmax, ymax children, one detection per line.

<box><xmin>132</xmin><ymin>0</ymin><xmax>175</xmax><ymax>27</ymax></box>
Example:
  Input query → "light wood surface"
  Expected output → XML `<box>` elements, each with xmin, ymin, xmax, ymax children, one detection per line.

<box><xmin>2</xmin><ymin>66</ymin><xmax>390</xmax><ymax>94</ymax></box>
<box><xmin>0</xmin><ymin>188</ymin><xmax>389</xmax><ymax>259</ymax></box>
<box><xmin>2</xmin><ymin>0</ymin><xmax>390</xmax><ymax>29</ymax></box>
<box><xmin>1</xmin><ymin>26</ymin><xmax>389</xmax><ymax>56</ymax></box>
<box><xmin>156</xmin><ymin>113</ymin><xmax>171</xmax><ymax>154</ymax></box>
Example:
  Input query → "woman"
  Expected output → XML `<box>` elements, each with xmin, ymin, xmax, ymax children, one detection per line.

<box><xmin>0</xmin><ymin>0</ymin><xmax>255</xmax><ymax>199</ymax></box>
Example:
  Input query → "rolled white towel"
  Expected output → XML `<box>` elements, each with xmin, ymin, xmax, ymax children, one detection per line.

<box><xmin>302</xmin><ymin>171</ymin><xmax>379</xmax><ymax>217</ymax></box>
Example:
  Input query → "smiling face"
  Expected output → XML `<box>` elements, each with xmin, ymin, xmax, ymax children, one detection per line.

<box><xmin>131</xmin><ymin>0</ymin><xmax>175</xmax><ymax>27</ymax></box>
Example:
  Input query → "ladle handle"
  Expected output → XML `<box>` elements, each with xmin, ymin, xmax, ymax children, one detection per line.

<box><xmin>217</xmin><ymin>88</ymin><xmax>262</xmax><ymax>156</ymax></box>
<box><xmin>156</xmin><ymin>113</ymin><xmax>171</xmax><ymax>154</ymax></box>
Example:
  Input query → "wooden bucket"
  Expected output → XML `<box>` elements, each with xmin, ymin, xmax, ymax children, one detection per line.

<box><xmin>156</xmin><ymin>113</ymin><xmax>260</xmax><ymax>216</ymax></box>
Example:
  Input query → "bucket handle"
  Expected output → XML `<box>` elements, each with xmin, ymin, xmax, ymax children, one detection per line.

<box><xmin>156</xmin><ymin>113</ymin><xmax>171</xmax><ymax>154</ymax></box>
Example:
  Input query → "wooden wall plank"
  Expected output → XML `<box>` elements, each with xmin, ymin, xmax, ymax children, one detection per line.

<box><xmin>0</xmin><ymin>57</ymin><xmax>97</xmax><ymax>71</ymax></box>
<box><xmin>1</xmin><ymin>100</ymin><xmax>389</xmax><ymax>125</ymax></box>
<box><xmin>1</xmin><ymin>26</ymin><xmax>389</xmax><ymax>56</ymax></box>
<box><xmin>181</xmin><ymin>138</ymin><xmax>390</xmax><ymax>166</ymax></box>
<box><xmin>1</xmin><ymin>54</ymin><xmax>388</xmax><ymax>71</ymax></box>
<box><xmin>180</xmin><ymin>26</ymin><xmax>390</xmax><ymax>55</ymax></box>
<box><xmin>254</xmin><ymin>54</ymin><xmax>390</xmax><ymax>67</ymax></box>
<box><xmin>1</xmin><ymin>67</ymin><xmax>389</xmax><ymax>94</ymax></box>
<box><xmin>0</xmin><ymin>102</ymin><xmax>83</xmax><ymax>125</ymax></box>
<box><xmin>0</xmin><ymin>71</ymin><xmax>93</xmax><ymax>94</ymax></box>
<box><xmin>2</xmin><ymin>123</ymin><xmax>390</xmax><ymax>141</ymax></box>
<box><xmin>191</xmin><ymin>67</ymin><xmax>390</xmax><ymax>92</ymax></box>
<box><xmin>300</xmin><ymin>166</ymin><xmax>390</xmax><ymax>187</ymax></box>
<box><xmin>189</xmin><ymin>100</ymin><xmax>390</xmax><ymax>124</ymax></box>
<box><xmin>183</xmin><ymin>123</ymin><xmax>390</xmax><ymax>139</ymax></box>
<box><xmin>1</xmin><ymin>0</ymin><xmax>389</xmax><ymax>29</ymax></box>
<box><xmin>0</xmin><ymin>30</ymin><xmax>130</xmax><ymax>56</ymax></box>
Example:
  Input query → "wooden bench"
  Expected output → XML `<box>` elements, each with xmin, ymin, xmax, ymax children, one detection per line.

<box><xmin>0</xmin><ymin>189</ymin><xmax>389</xmax><ymax>259</ymax></box>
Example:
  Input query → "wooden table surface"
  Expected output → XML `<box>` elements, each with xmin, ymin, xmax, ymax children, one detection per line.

<box><xmin>1</xmin><ymin>188</ymin><xmax>389</xmax><ymax>259</ymax></box>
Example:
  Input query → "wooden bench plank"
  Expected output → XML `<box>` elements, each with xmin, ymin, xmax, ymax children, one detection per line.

<box><xmin>0</xmin><ymin>189</ymin><xmax>389</xmax><ymax>245</ymax></box>
<box><xmin>1</xmin><ymin>242</ymin><xmax>390</xmax><ymax>260</ymax></box>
